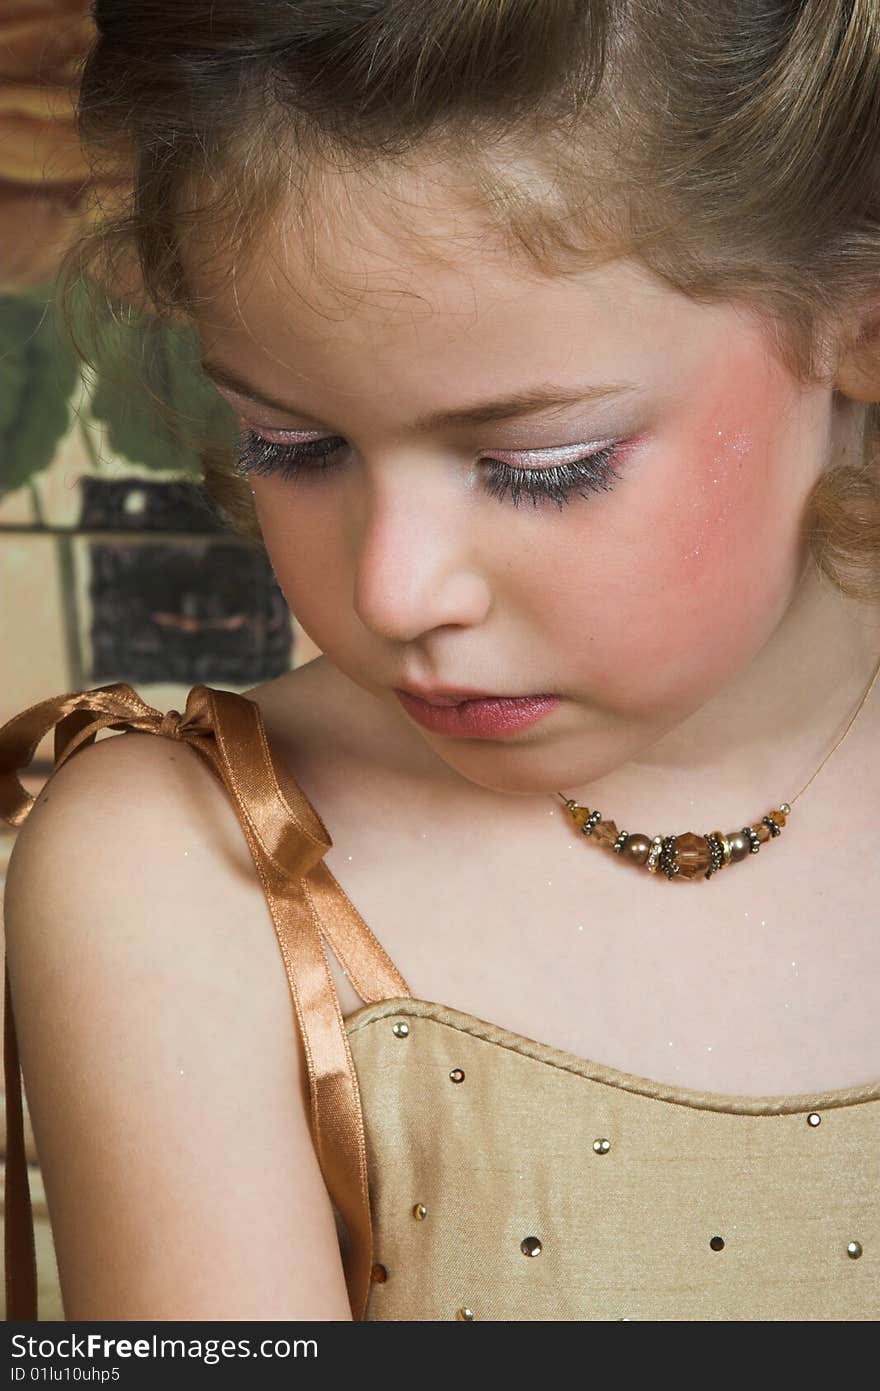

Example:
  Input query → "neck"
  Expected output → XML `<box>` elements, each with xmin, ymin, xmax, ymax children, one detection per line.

<box><xmin>572</xmin><ymin>559</ymin><xmax>880</xmax><ymax>829</ymax></box>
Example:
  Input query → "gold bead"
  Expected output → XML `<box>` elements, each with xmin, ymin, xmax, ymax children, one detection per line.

<box><xmin>521</xmin><ymin>1236</ymin><xmax>542</xmax><ymax>1256</ymax></box>
<box><xmin>712</xmin><ymin>830</ymin><xmax>733</xmax><ymax>867</ymax></box>
<box><xmin>727</xmin><ymin>830</ymin><xmax>751</xmax><ymax>863</ymax></box>
<box><xmin>593</xmin><ymin>1138</ymin><xmax>611</xmax><ymax>1154</ymax></box>
<box><xmin>780</xmin><ymin>802</ymin><xmax>791</xmax><ymax>815</ymax></box>
<box><xmin>807</xmin><ymin>1112</ymin><xmax>821</xmax><ymax>1127</ymax></box>
<box><xmin>847</xmin><ymin>1241</ymin><xmax>863</xmax><ymax>1259</ymax></box>
<box><xmin>413</xmin><ymin>1203</ymin><xmax>428</xmax><ymax>1220</ymax></box>
<box><xmin>456</xmin><ymin>1306</ymin><xmax>475</xmax><ymax>1320</ymax></box>
<box><xmin>392</xmin><ymin>1021</ymin><xmax>410</xmax><ymax>1037</ymax></box>
<box><xmin>622</xmin><ymin>833</ymin><xmax>651</xmax><ymax>865</ymax></box>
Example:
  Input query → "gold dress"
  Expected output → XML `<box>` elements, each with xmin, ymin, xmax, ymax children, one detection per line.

<box><xmin>1</xmin><ymin>683</ymin><xmax>877</xmax><ymax>1321</ymax></box>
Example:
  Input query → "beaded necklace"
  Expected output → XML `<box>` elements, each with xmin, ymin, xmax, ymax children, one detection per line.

<box><xmin>556</xmin><ymin>647</ymin><xmax>880</xmax><ymax>882</ymax></box>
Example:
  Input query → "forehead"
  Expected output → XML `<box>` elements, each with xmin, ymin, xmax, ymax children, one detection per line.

<box><xmin>181</xmin><ymin>157</ymin><xmax>773</xmax><ymax>403</ymax></box>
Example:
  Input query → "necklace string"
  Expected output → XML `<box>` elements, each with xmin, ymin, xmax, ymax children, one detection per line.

<box><xmin>787</xmin><ymin>647</ymin><xmax>880</xmax><ymax>806</ymax></box>
<box><xmin>554</xmin><ymin>645</ymin><xmax>880</xmax><ymax>882</ymax></box>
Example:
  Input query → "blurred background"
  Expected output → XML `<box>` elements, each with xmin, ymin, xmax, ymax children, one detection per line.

<box><xmin>1</xmin><ymin>1</ymin><xmax>320</xmax><ymax>1317</ymax></box>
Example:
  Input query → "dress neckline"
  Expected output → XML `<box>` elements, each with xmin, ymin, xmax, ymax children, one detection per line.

<box><xmin>344</xmin><ymin>995</ymin><xmax>880</xmax><ymax>1115</ymax></box>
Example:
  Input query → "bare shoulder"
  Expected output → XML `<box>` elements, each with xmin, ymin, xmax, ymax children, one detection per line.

<box><xmin>3</xmin><ymin>717</ymin><xmax>351</xmax><ymax>1318</ymax></box>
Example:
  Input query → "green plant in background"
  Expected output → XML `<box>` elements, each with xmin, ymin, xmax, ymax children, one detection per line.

<box><xmin>0</xmin><ymin>280</ymin><xmax>238</xmax><ymax>499</ymax></box>
<box><xmin>0</xmin><ymin>286</ymin><xmax>80</xmax><ymax>496</ymax></box>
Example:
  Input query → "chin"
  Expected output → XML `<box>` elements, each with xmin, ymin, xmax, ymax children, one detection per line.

<box><xmin>430</xmin><ymin>748</ymin><xmax>604</xmax><ymax>800</ymax></box>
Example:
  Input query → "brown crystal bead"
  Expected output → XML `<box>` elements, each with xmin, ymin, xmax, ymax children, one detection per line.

<box><xmin>768</xmin><ymin>809</ymin><xmax>786</xmax><ymax>828</ymax></box>
<box><xmin>726</xmin><ymin>830</ymin><xmax>750</xmax><ymax>862</ymax></box>
<box><xmin>568</xmin><ymin>805</ymin><xmax>592</xmax><ymax>831</ymax></box>
<box><xmin>673</xmin><ymin>831</ymin><xmax>712</xmax><ymax>880</ymax></box>
<box><xmin>592</xmin><ymin>819</ymin><xmax>619</xmax><ymax>848</ymax></box>
<box><xmin>622</xmin><ymin>833</ymin><xmax>651</xmax><ymax>864</ymax></box>
<box><xmin>753</xmin><ymin>821</ymin><xmax>772</xmax><ymax>843</ymax></box>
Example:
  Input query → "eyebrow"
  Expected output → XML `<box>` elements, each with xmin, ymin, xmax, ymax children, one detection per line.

<box><xmin>200</xmin><ymin>358</ymin><xmax>635</xmax><ymax>430</ymax></box>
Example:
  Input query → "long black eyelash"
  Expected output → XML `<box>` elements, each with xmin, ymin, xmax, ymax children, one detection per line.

<box><xmin>237</xmin><ymin>431</ymin><xmax>342</xmax><ymax>479</ymax></box>
<box><xmin>483</xmin><ymin>448</ymin><xmax>618</xmax><ymax>509</ymax></box>
<box><xmin>236</xmin><ymin>429</ymin><xmax>620</xmax><ymax>509</ymax></box>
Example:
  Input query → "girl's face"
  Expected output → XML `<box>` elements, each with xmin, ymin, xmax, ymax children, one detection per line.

<box><xmin>187</xmin><ymin>166</ymin><xmax>839</xmax><ymax>797</ymax></box>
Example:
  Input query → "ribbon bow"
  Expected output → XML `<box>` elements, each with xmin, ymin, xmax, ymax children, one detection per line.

<box><xmin>0</xmin><ymin>683</ymin><xmax>332</xmax><ymax>885</ymax></box>
<box><xmin>0</xmin><ymin>681</ymin><xmax>406</xmax><ymax>1321</ymax></box>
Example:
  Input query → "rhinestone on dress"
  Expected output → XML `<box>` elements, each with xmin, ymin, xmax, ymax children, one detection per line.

<box><xmin>371</xmin><ymin>1263</ymin><xmax>388</xmax><ymax>1282</ymax></box>
<box><xmin>456</xmin><ymin>1307</ymin><xmax>475</xmax><ymax>1320</ymax></box>
<box><xmin>593</xmin><ymin>1138</ymin><xmax>611</xmax><ymax>1154</ymax></box>
<box><xmin>807</xmin><ymin>1112</ymin><xmax>821</xmax><ymax>1127</ymax></box>
<box><xmin>413</xmin><ymin>1203</ymin><xmax>428</xmax><ymax>1220</ymax></box>
<box><xmin>391</xmin><ymin>1021</ymin><xmax>410</xmax><ymax>1038</ymax></box>
<box><xmin>521</xmin><ymin>1236</ymin><xmax>542</xmax><ymax>1257</ymax></box>
<box><xmin>709</xmin><ymin>1236</ymin><xmax>725</xmax><ymax>1251</ymax></box>
<box><xmin>449</xmin><ymin>1068</ymin><xmax>465</xmax><ymax>1083</ymax></box>
<box><xmin>847</xmin><ymin>1241</ymin><xmax>863</xmax><ymax>1259</ymax></box>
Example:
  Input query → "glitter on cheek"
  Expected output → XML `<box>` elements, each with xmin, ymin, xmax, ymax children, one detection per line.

<box><xmin>548</xmin><ymin>394</ymin><xmax>786</xmax><ymax>722</ymax></box>
<box><xmin>677</xmin><ymin>426</ymin><xmax>755</xmax><ymax>565</ymax></box>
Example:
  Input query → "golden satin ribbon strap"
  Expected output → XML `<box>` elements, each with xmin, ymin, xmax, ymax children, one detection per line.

<box><xmin>4</xmin><ymin>953</ymin><xmax>36</xmax><ymax>1320</ymax></box>
<box><xmin>0</xmin><ymin>682</ymin><xmax>411</xmax><ymax>1321</ymax></box>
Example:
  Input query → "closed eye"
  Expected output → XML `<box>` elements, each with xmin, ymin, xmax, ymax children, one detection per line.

<box><xmin>235</xmin><ymin>427</ymin><xmax>626</xmax><ymax>510</ymax></box>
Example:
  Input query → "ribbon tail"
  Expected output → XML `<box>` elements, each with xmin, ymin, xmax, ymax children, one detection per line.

<box><xmin>181</xmin><ymin>689</ymin><xmax>374</xmax><ymax>1319</ymax></box>
<box><xmin>4</xmin><ymin>957</ymin><xmax>37</xmax><ymax>1320</ymax></box>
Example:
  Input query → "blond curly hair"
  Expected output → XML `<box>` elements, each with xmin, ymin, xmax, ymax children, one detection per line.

<box><xmin>59</xmin><ymin>0</ymin><xmax>880</xmax><ymax>600</ymax></box>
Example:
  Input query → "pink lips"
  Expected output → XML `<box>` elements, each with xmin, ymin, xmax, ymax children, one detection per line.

<box><xmin>393</xmin><ymin>689</ymin><xmax>560</xmax><ymax>738</ymax></box>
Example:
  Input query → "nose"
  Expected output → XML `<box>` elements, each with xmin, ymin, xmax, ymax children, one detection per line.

<box><xmin>351</xmin><ymin>469</ymin><xmax>492</xmax><ymax>642</ymax></box>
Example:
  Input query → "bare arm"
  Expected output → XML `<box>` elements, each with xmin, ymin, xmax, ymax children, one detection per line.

<box><xmin>3</xmin><ymin>730</ymin><xmax>352</xmax><ymax>1320</ymax></box>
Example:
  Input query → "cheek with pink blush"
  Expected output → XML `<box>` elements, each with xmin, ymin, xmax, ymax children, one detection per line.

<box><xmin>539</xmin><ymin>374</ymin><xmax>812</xmax><ymax>720</ymax></box>
<box><xmin>658</xmin><ymin>377</ymin><xmax>809</xmax><ymax>621</ymax></box>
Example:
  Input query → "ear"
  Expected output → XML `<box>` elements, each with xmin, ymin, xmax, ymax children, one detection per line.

<box><xmin>834</xmin><ymin>298</ymin><xmax>880</xmax><ymax>403</ymax></box>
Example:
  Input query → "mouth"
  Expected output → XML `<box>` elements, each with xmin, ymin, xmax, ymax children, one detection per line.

<box><xmin>393</xmin><ymin>687</ymin><xmax>561</xmax><ymax>739</ymax></box>
<box><xmin>394</xmin><ymin>684</ymin><xmax>546</xmax><ymax>706</ymax></box>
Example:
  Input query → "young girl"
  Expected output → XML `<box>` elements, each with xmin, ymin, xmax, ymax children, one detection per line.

<box><xmin>2</xmin><ymin>0</ymin><xmax>879</xmax><ymax>1322</ymax></box>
